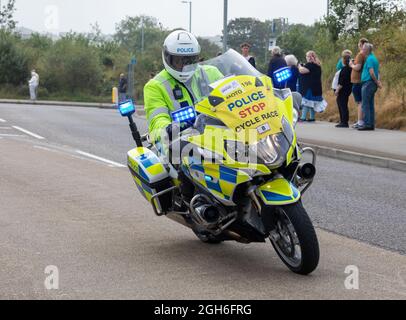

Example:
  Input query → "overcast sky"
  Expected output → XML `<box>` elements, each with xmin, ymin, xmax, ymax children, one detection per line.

<box><xmin>14</xmin><ymin>0</ymin><xmax>328</xmax><ymax>36</ymax></box>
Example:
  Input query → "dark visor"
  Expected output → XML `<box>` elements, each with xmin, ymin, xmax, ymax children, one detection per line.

<box><xmin>170</xmin><ymin>55</ymin><xmax>200</xmax><ymax>71</ymax></box>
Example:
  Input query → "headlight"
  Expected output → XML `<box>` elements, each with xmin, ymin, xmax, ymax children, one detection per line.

<box><xmin>253</xmin><ymin>136</ymin><xmax>279</xmax><ymax>165</ymax></box>
<box><xmin>253</xmin><ymin>133</ymin><xmax>292</xmax><ymax>167</ymax></box>
<box><xmin>225</xmin><ymin>131</ymin><xmax>293</xmax><ymax>168</ymax></box>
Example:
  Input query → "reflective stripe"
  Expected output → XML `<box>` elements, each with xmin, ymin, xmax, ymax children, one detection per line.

<box><xmin>149</xmin><ymin>107</ymin><xmax>170</xmax><ymax>120</ymax></box>
<box><xmin>154</xmin><ymin>73</ymin><xmax>182</xmax><ymax>110</ymax></box>
<box><xmin>154</xmin><ymin>74</ymin><xmax>166</xmax><ymax>82</ymax></box>
<box><xmin>161</xmin><ymin>79</ymin><xmax>181</xmax><ymax>110</ymax></box>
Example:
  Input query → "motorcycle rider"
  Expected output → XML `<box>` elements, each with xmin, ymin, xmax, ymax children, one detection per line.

<box><xmin>144</xmin><ymin>30</ymin><xmax>223</xmax><ymax>204</ymax></box>
<box><xmin>144</xmin><ymin>30</ymin><xmax>223</xmax><ymax>143</ymax></box>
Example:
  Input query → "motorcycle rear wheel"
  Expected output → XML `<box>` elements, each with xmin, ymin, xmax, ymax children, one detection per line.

<box><xmin>267</xmin><ymin>202</ymin><xmax>320</xmax><ymax>275</ymax></box>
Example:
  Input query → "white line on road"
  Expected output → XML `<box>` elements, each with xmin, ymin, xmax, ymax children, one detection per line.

<box><xmin>33</xmin><ymin>145</ymin><xmax>57</xmax><ymax>152</ymax></box>
<box><xmin>12</xmin><ymin>126</ymin><xmax>45</xmax><ymax>140</ymax></box>
<box><xmin>75</xmin><ymin>150</ymin><xmax>126</xmax><ymax>168</ymax></box>
<box><xmin>0</xmin><ymin>118</ymin><xmax>6</xmax><ymax>123</ymax></box>
<box><xmin>0</xmin><ymin>134</ymin><xmax>24</xmax><ymax>137</ymax></box>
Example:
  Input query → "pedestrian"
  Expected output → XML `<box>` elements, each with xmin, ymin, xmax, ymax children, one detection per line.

<box><xmin>335</xmin><ymin>54</ymin><xmax>353</xmax><ymax>128</ymax></box>
<box><xmin>350</xmin><ymin>38</ymin><xmax>369</xmax><ymax>129</ymax></box>
<box><xmin>28</xmin><ymin>70</ymin><xmax>39</xmax><ymax>101</ymax></box>
<box><xmin>267</xmin><ymin>46</ymin><xmax>287</xmax><ymax>89</ymax></box>
<box><xmin>336</xmin><ymin>49</ymin><xmax>353</xmax><ymax>71</ymax></box>
<box><xmin>285</xmin><ymin>54</ymin><xmax>299</xmax><ymax>92</ymax></box>
<box><xmin>118</xmin><ymin>73</ymin><xmax>128</xmax><ymax>103</ymax></box>
<box><xmin>240</xmin><ymin>42</ymin><xmax>256</xmax><ymax>68</ymax></box>
<box><xmin>358</xmin><ymin>43</ymin><xmax>382</xmax><ymax>131</ymax></box>
<box><xmin>298</xmin><ymin>51</ymin><xmax>328</xmax><ymax>122</ymax></box>
<box><xmin>332</xmin><ymin>50</ymin><xmax>353</xmax><ymax>92</ymax></box>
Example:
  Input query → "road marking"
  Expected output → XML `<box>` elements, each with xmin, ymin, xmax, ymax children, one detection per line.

<box><xmin>0</xmin><ymin>118</ymin><xmax>6</xmax><ymax>123</ymax></box>
<box><xmin>75</xmin><ymin>150</ymin><xmax>126</xmax><ymax>168</ymax></box>
<box><xmin>12</xmin><ymin>126</ymin><xmax>45</xmax><ymax>140</ymax></box>
<box><xmin>0</xmin><ymin>134</ymin><xmax>24</xmax><ymax>137</ymax></box>
<box><xmin>34</xmin><ymin>145</ymin><xmax>56</xmax><ymax>152</ymax></box>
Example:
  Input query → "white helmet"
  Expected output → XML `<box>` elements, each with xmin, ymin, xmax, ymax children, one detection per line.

<box><xmin>163</xmin><ymin>30</ymin><xmax>201</xmax><ymax>83</ymax></box>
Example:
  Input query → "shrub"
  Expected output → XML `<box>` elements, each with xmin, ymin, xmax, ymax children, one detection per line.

<box><xmin>0</xmin><ymin>30</ymin><xmax>30</xmax><ymax>85</ymax></box>
<box><xmin>38</xmin><ymin>36</ymin><xmax>104</xmax><ymax>94</ymax></box>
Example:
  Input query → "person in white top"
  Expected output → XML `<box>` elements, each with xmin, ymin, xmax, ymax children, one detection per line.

<box><xmin>240</xmin><ymin>42</ymin><xmax>256</xmax><ymax>68</ymax></box>
<box><xmin>28</xmin><ymin>70</ymin><xmax>40</xmax><ymax>101</ymax></box>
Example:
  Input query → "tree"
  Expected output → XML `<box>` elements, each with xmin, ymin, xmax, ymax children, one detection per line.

<box><xmin>198</xmin><ymin>37</ymin><xmax>221</xmax><ymax>60</ymax></box>
<box><xmin>39</xmin><ymin>35</ymin><xmax>104</xmax><ymax>94</ymax></box>
<box><xmin>0</xmin><ymin>30</ymin><xmax>29</xmax><ymax>85</ymax></box>
<box><xmin>114</xmin><ymin>15</ymin><xmax>166</xmax><ymax>54</ymax></box>
<box><xmin>277</xmin><ymin>24</ymin><xmax>317</xmax><ymax>61</ymax></box>
<box><xmin>24</xmin><ymin>33</ymin><xmax>53</xmax><ymax>51</ymax></box>
<box><xmin>22</xmin><ymin>33</ymin><xmax>54</xmax><ymax>71</ymax></box>
<box><xmin>228</xmin><ymin>18</ymin><xmax>289</xmax><ymax>71</ymax></box>
<box><xmin>0</xmin><ymin>0</ymin><xmax>16</xmax><ymax>30</ymax></box>
<box><xmin>227</xmin><ymin>18</ymin><xmax>273</xmax><ymax>70</ymax></box>
<box><xmin>87</xmin><ymin>22</ymin><xmax>122</xmax><ymax>68</ymax></box>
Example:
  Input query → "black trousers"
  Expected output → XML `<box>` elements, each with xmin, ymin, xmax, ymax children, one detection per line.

<box><xmin>336</xmin><ymin>91</ymin><xmax>351</xmax><ymax>125</ymax></box>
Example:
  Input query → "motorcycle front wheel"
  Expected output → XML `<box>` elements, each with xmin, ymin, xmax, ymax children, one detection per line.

<box><xmin>267</xmin><ymin>202</ymin><xmax>320</xmax><ymax>275</ymax></box>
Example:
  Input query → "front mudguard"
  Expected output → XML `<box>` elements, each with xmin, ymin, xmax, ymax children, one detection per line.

<box><xmin>257</xmin><ymin>178</ymin><xmax>301</xmax><ymax>206</ymax></box>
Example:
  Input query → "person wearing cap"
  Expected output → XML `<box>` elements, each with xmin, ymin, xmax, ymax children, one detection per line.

<box><xmin>240</xmin><ymin>42</ymin><xmax>256</xmax><ymax>68</ymax></box>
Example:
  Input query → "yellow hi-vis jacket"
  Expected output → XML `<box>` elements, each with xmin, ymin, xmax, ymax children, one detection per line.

<box><xmin>144</xmin><ymin>66</ymin><xmax>223</xmax><ymax>141</ymax></box>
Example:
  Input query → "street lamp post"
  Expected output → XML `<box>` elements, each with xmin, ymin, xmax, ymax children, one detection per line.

<box><xmin>327</xmin><ymin>0</ymin><xmax>330</xmax><ymax>17</ymax></box>
<box><xmin>141</xmin><ymin>16</ymin><xmax>145</xmax><ymax>53</ymax></box>
<box><xmin>182</xmin><ymin>1</ymin><xmax>192</xmax><ymax>33</ymax></box>
<box><xmin>223</xmin><ymin>0</ymin><xmax>228</xmax><ymax>53</ymax></box>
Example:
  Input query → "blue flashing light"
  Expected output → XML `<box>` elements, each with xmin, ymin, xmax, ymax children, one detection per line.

<box><xmin>119</xmin><ymin>100</ymin><xmax>136</xmax><ymax>117</ymax></box>
<box><xmin>171</xmin><ymin>106</ymin><xmax>197</xmax><ymax>124</ymax></box>
<box><xmin>274</xmin><ymin>67</ymin><xmax>293</xmax><ymax>83</ymax></box>
<box><xmin>205</xmin><ymin>175</ymin><xmax>214</xmax><ymax>182</ymax></box>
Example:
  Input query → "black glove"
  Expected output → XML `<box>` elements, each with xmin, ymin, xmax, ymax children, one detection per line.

<box><xmin>166</xmin><ymin>123</ymin><xmax>178</xmax><ymax>141</ymax></box>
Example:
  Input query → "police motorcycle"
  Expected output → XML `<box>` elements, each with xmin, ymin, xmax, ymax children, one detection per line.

<box><xmin>119</xmin><ymin>49</ymin><xmax>319</xmax><ymax>275</ymax></box>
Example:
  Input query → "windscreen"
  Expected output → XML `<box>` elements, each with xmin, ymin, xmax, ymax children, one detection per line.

<box><xmin>183</xmin><ymin>49</ymin><xmax>263</xmax><ymax>104</ymax></box>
